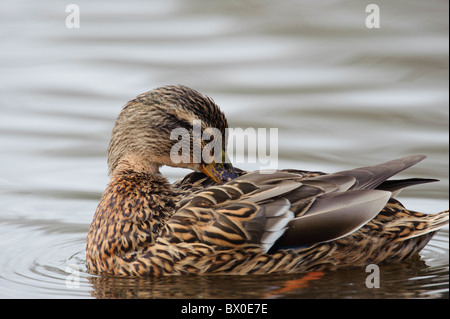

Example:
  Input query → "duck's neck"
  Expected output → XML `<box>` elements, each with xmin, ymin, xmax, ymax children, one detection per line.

<box><xmin>112</xmin><ymin>155</ymin><xmax>162</xmax><ymax>177</ymax></box>
<box><xmin>108</xmin><ymin>157</ymin><xmax>180</xmax><ymax>226</ymax></box>
<box><xmin>108</xmin><ymin>168</ymin><xmax>179</xmax><ymax>225</ymax></box>
<box><xmin>96</xmin><ymin>159</ymin><xmax>179</xmax><ymax>244</ymax></box>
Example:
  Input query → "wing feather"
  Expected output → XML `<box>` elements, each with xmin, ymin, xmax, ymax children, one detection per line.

<box><xmin>168</xmin><ymin>155</ymin><xmax>438</xmax><ymax>253</ymax></box>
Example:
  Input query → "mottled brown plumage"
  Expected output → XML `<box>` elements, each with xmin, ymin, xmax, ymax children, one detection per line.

<box><xmin>86</xmin><ymin>85</ymin><xmax>449</xmax><ymax>276</ymax></box>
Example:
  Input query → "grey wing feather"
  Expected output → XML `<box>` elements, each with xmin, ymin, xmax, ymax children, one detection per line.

<box><xmin>275</xmin><ymin>189</ymin><xmax>391</xmax><ymax>247</ymax></box>
<box><xmin>338</xmin><ymin>155</ymin><xmax>427</xmax><ymax>190</ymax></box>
<box><xmin>301</xmin><ymin>174</ymin><xmax>356</xmax><ymax>193</ymax></box>
<box><xmin>259</xmin><ymin>155</ymin><xmax>434</xmax><ymax>251</ymax></box>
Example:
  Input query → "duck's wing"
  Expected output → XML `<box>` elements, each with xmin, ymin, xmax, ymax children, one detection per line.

<box><xmin>282</xmin><ymin>155</ymin><xmax>437</xmax><ymax>195</ymax></box>
<box><xmin>165</xmin><ymin>171</ymin><xmax>306</xmax><ymax>251</ymax></box>
<box><xmin>274</xmin><ymin>155</ymin><xmax>438</xmax><ymax>248</ymax></box>
<box><xmin>166</xmin><ymin>155</ymin><xmax>437</xmax><ymax>253</ymax></box>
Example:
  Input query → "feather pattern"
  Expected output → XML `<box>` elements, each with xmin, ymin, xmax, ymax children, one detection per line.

<box><xmin>86</xmin><ymin>85</ymin><xmax>449</xmax><ymax>276</ymax></box>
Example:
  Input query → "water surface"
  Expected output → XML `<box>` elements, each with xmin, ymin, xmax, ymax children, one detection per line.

<box><xmin>0</xmin><ymin>0</ymin><xmax>448</xmax><ymax>298</ymax></box>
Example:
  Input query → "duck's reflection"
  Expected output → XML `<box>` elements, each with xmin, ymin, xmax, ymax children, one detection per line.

<box><xmin>87</xmin><ymin>271</ymin><xmax>323</xmax><ymax>299</ymax></box>
<box><xmin>87</xmin><ymin>255</ymin><xmax>438</xmax><ymax>299</ymax></box>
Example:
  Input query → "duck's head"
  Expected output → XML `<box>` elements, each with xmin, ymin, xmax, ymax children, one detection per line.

<box><xmin>107</xmin><ymin>85</ymin><xmax>237</xmax><ymax>184</ymax></box>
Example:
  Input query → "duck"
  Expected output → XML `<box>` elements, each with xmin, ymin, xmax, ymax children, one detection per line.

<box><xmin>86</xmin><ymin>85</ymin><xmax>449</xmax><ymax>276</ymax></box>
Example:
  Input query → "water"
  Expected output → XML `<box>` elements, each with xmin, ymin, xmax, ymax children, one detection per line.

<box><xmin>0</xmin><ymin>0</ymin><xmax>448</xmax><ymax>299</ymax></box>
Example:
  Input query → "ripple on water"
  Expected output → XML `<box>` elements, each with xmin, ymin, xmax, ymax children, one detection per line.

<box><xmin>0</xmin><ymin>220</ymin><xmax>90</xmax><ymax>298</ymax></box>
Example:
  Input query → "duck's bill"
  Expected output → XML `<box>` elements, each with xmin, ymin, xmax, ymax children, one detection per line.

<box><xmin>200</xmin><ymin>159</ymin><xmax>237</xmax><ymax>184</ymax></box>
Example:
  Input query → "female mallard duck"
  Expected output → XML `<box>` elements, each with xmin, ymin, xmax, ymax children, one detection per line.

<box><xmin>86</xmin><ymin>85</ymin><xmax>449</xmax><ymax>276</ymax></box>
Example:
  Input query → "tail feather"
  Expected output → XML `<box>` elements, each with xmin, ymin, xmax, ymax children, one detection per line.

<box><xmin>376</xmin><ymin>199</ymin><xmax>449</xmax><ymax>241</ymax></box>
<box><xmin>398</xmin><ymin>210</ymin><xmax>449</xmax><ymax>240</ymax></box>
